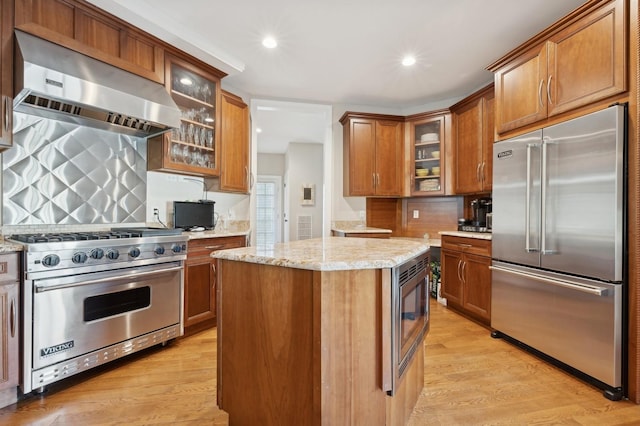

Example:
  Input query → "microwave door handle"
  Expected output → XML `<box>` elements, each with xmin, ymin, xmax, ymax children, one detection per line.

<box><xmin>525</xmin><ymin>144</ymin><xmax>538</xmax><ymax>253</ymax></box>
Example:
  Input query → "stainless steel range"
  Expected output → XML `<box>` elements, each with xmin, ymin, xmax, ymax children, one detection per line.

<box><xmin>10</xmin><ymin>228</ymin><xmax>188</xmax><ymax>394</ymax></box>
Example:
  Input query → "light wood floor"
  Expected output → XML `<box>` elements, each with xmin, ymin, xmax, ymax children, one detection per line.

<box><xmin>1</xmin><ymin>300</ymin><xmax>640</xmax><ymax>425</ymax></box>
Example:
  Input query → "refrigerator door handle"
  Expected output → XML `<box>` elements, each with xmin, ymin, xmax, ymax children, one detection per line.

<box><xmin>525</xmin><ymin>144</ymin><xmax>538</xmax><ymax>253</ymax></box>
<box><xmin>541</xmin><ymin>140</ymin><xmax>557</xmax><ymax>255</ymax></box>
<box><xmin>489</xmin><ymin>265</ymin><xmax>609</xmax><ymax>296</ymax></box>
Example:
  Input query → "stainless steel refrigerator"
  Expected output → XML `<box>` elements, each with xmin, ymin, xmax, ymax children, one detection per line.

<box><xmin>491</xmin><ymin>104</ymin><xmax>625</xmax><ymax>400</ymax></box>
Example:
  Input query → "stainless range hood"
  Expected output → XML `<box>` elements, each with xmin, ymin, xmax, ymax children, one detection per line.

<box><xmin>13</xmin><ymin>30</ymin><xmax>181</xmax><ymax>137</ymax></box>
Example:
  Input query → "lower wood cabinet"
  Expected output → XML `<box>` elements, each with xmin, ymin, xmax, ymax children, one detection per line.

<box><xmin>184</xmin><ymin>235</ymin><xmax>246</xmax><ymax>335</ymax></box>
<box><xmin>0</xmin><ymin>253</ymin><xmax>19</xmax><ymax>408</ymax></box>
<box><xmin>441</xmin><ymin>235</ymin><xmax>491</xmax><ymax>325</ymax></box>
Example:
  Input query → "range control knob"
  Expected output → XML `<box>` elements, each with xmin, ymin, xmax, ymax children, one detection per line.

<box><xmin>106</xmin><ymin>249</ymin><xmax>120</xmax><ymax>260</ymax></box>
<box><xmin>42</xmin><ymin>254</ymin><xmax>60</xmax><ymax>267</ymax></box>
<box><xmin>90</xmin><ymin>248</ymin><xmax>104</xmax><ymax>260</ymax></box>
<box><xmin>128</xmin><ymin>247</ymin><xmax>141</xmax><ymax>258</ymax></box>
<box><xmin>171</xmin><ymin>244</ymin><xmax>183</xmax><ymax>253</ymax></box>
<box><xmin>154</xmin><ymin>246</ymin><xmax>166</xmax><ymax>255</ymax></box>
<box><xmin>72</xmin><ymin>252</ymin><xmax>88</xmax><ymax>264</ymax></box>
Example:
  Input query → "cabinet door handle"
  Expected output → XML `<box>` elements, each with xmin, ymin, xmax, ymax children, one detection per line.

<box><xmin>2</xmin><ymin>96</ymin><xmax>11</xmax><ymax>134</ymax></box>
<box><xmin>538</xmin><ymin>79</ymin><xmax>545</xmax><ymax>109</ymax></box>
<box><xmin>461</xmin><ymin>261</ymin><xmax>467</xmax><ymax>284</ymax></box>
<box><xmin>372</xmin><ymin>173</ymin><xmax>376</xmax><ymax>188</ymax></box>
<box><xmin>211</xmin><ymin>263</ymin><xmax>217</xmax><ymax>289</ymax></box>
<box><xmin>457</xmin><ymin>259</ymin><xmax>463</xmax><ymax>282</ymax></box>
<box><xmin>547</xmin><ymin>75</ymin><xmax>553</xmax><ymax>105</ymax></box>
<box><xmin>205</xmin><ymin>245</ymin><xmax>224</xmax><ymax>250</ymax></box>
<box><xmin>10</xmin><ymin>296</ymin><xmax>16</xmax><ymax>338</ymax></box>
<box><xmin>476</xmin><ymin>163</ymin><xmax>481</xmax><ymax>183</ymax></box>
<box><xmin>480</xmin><ymin>162</ymin><xmax>485</xmax><ymax>184</ymax></box>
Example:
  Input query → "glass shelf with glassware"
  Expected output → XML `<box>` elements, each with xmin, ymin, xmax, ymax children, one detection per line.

<box><xmin>409</xmin><ymin>113</ymin><xmax>445</xmax><ymax>194</ymax></box>
<box><xmin>148</xmin><ymin>54</ymin><xmax>222</xmax><ymax>177</ymax></box>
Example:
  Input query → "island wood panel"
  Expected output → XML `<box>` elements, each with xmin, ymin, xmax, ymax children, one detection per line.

<box><xmin>386</xmin><ymin>342</ymin><xmax>424</xmax><ymax>426</ymax></box>
<box><xmin>314</xmin><ymin>268</ymin><xmax>386</xmax><ymax>425</ymax></box>
<box><xmin>217</xmin><ymin>260</ymin><xmax>388</xmax><ymax>425</ymax></box>
<box><xmin>217</xmin><ymin>260</ymin><xmax>314</xmax><ymax>425</ymax></box>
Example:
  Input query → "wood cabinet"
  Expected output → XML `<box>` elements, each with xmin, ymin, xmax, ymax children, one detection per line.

<box><xmin>441</xmin><ymin>235</ymin><xmax>491</xmax><ymax>325</ymax></box>
<box><xmin>148</xmin><ymin>54</ymin><xmax>222</xmax><ymax>177</ymax></box>
<box><xmin>14</xmin><ymin>0</ymin><xmax>166</xmax><ymax>83</ymax></box>
<box><xmin>340</xmin><ymin>112</ymin><xmax>404</xmax><ymax>196</ymax></box>
<box><xmin>0</xmin><ymin>253</ymin><xmax>19</xmax><ymax>408</ymax></box>
<box><xmin>206</xmin><ymin>91</ymin><xmax>250</xmax><ymax>193</ymax></box>
<box><xmin>407</xmin><ymin>110</ymin><xmax>451</xmax><ymax>196</ymax></box>
<box><xmin>0</xmin><ymin>0</ymin><xmax>13</xmax><ymax>151</ymax></box>
<box><xmin>451</xmin><ymin>85</ymin><xmax>494</xmax><ymax>194</ymax></box>
<box><xmin>184</xmin><ymin>235</ymin><xmax>246</xmax><ymax>335</ymax></box>
<box><xmin>491</xmin><ymin>0</ymin><xmax>626</xmax><ymax>134</ymax></box>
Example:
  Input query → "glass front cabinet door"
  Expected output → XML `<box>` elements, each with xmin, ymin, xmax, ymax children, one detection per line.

<box><xmin>409</xmin><ymin>114</ymin><xmax>446</xmax><ymax>196</ymax></box>
<box><xmin>148</xmin><ymin>54</ymin><xmax>222</xmax><ymax>177</ymax></box>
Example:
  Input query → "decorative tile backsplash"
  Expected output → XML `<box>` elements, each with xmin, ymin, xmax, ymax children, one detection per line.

<box><xmin>3</xmin><ymin>113</ymin><xmax>147</xmax><ymax>226</ymax></box>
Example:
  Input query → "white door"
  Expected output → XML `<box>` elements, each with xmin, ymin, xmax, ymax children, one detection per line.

<box><xmin>255</xmin><ymin>175</ymin><xmax>283</xmax><ymax>245</ymax></box>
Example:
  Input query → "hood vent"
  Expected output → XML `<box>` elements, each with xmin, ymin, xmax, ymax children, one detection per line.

<box><xmin>13</xmin><ymin>30</ymin><xmax>181</xmax><ymax>137</ymax></box>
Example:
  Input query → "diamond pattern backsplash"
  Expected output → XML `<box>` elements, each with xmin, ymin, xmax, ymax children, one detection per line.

<box><xmin>3</xmin><ymin>113</ymin><xmax>147</xmax><ymax>225</ymax></box>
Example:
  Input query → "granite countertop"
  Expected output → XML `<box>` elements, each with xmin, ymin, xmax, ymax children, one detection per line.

<box><xmin>439</xmin><ymin>230</ymin><xmax>492</xmax><ymax>240</ymax></box>
<box><xmin>331</xmin><ymin>225</ymin><xmax>392</xmax><ymax>234</ymax></box>
<box><xmin>213</xmin><ymin>236</ymin><xmax>429</xmax><ymax>271</ymax></box>
<box><xmin>391</xmin><ymin>237</ymin><xmax>441</xmax><ymax>248</ymax></box>
<box><xmin>0</xmin><ymin>238</ymin><xmax>25</xmax><ymax>252</ymax></box>
<box><xmin>184</xmin><ymin>229</ymin><xmax>250</xmax><ymax>240</ymax></box>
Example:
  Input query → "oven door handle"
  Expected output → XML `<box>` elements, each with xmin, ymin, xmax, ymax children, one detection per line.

<box><xmin>34</xmin><ymin>266</ymin><xmax>184</xmax><ymax>293</ymax></box>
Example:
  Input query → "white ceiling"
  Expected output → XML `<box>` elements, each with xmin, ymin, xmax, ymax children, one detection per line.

<box><xmin>88</xmin><ymin>0</ymin><xmax>587</xmax><ymax>153</ymax></box>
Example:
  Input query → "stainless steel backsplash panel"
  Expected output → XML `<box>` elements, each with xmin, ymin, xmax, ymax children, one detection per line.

<box><xmin>3</xmin><ymin>113</ymin><xmax>147</xmax><ymax>225</ymax></box>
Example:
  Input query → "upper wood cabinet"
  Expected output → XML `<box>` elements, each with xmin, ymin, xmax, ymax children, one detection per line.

<box><xmin>14</xmin><ymin>0</ymin><xmax>165</xmax><ymax>83</ymax></box>
<box><xmin>451</xmin><ymin>84</ymin><xmax>495</xmax><ymax>194</ymax></box>
<box><xmin>406</xmin><ymin>110</ymin><xmax>451</xmax><ymax>196</ymax></box>
<box><xmin>148</xmin><ymin>54</ymin><xmax>221</xmax><ymax>177</ymax></box>
<box><xmin>490</xmin><ymin>0</ymin><xmax>626</xmax><ymax>134</ymax></box>
<box><xmin>340</xmin><ymin>112</ymin><xmax>404</xmax><ymax>197</ymax></box>
<box><xmin>0</xmin><ymin>0</ymin><xmax>13</xmax><ymax>151</ymax></box>
<box><xmin>215</xmin><ymin>91</ymin><xmax>250</xmax><ymax>193</ymax></box>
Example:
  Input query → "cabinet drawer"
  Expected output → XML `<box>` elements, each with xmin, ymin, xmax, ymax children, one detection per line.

<box><xmin>187</xmin><ymin>236</ymin><xmax>246</xmax><ymax>257</ymax></box>
<box><xmin>441</xmin><ymin>236</ymin><xmax>491</xmax><ymax>257</ymax></box>
<box><xmin>0</xmin><ymin>252</ymin><xmax>19</xmax><ymax>284</ymax></box>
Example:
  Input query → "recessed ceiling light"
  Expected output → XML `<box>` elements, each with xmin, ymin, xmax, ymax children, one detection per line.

<box><xmin>179</xmin><ymin>77</ymin><xmax>193</xmax><ymax>86</ymax></box>
<box><xmin>262</xmin><ymin>37</ymin><xmax>278</xmax><ymax>49</ymax></box>
<box><xmin>402</xmin><ymin>55</ymin><xmax>416</xmax><ymax>67</ymax></box>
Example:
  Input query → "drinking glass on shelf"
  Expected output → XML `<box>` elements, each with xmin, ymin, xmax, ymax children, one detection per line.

<box><xmin>171</xmin><ymin>143</ymin><xmax>182</xmax><ymax>162</ymax></box>
<box><xmin>203</xmin><ymin>85</ymin><xmax>212</xmax><ymax>104</ymax></box>
<box><xmin>187</xmin><ymin>124</ymin><xmax>195</xmax><ymax>143</ymax></box>
<box><xmin>206</xmin><ymin>130</ymin><xmax>214</xmax><ymax>148</ymax></box>
<box><xmin>182</xmin><ymin>145</ymin><xmax>190</xmax><ymax>164</ymax></box>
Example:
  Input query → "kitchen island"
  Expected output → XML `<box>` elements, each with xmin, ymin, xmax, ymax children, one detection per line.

<box><xmin>213</xmin><ymin>237</ymin><xmax>430</xmax><ymax>425</ymax></box>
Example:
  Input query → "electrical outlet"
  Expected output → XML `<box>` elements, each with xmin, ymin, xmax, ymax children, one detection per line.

<box><xmin>153</xmin><ymin>208</ymin><xmax>159</xmax><ymax>216</ymax></box>
<box><xmin>358</xmin><ymin>210</ymin><xmax>366</xmax><ymax>220</ymax></box>
<box><xmin>413</xmin><ymin>210</ymin><xmax>419</xmax><ymax>219</ymax></box>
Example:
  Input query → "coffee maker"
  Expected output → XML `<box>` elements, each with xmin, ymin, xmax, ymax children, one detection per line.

<box><xmin>458</xmin><ymin>197</ymin><xmax>492</xmax><ymax>232</ymax></box>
